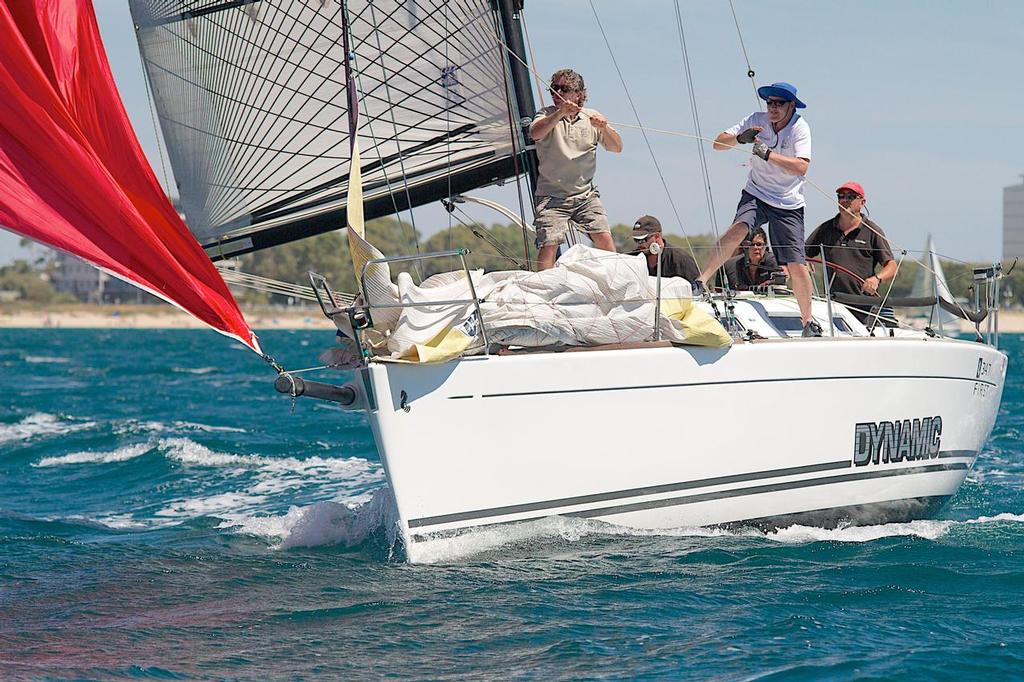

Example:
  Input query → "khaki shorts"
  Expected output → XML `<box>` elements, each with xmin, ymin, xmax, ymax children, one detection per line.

<box><xmin>533</xmin><ymin>190</ymin><xmax>610</xmax><ymax>248</ymax></box>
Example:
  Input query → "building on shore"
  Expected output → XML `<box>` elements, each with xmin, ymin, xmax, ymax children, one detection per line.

<box><xmin>52</xmin><ymin>252</ymin><xmax>154</xmax><ymax>304</ymax></box>
<box><xmin>1004</xmin><ymin>177</ymin><xmax>1024</xmax><ymax>260</ymax></box>
<box><xmin>51</xmin><ymin>197</ymin><xmax>189</xmax><ymax>304</ymax></box>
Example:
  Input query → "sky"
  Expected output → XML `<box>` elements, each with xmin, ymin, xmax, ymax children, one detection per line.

<box><xmin>2</xmin><ymin>0</ymin><xmax>1023</xmax><ymax>265</ymax></box>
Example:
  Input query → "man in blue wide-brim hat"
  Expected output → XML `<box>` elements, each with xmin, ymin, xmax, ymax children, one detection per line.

<box><xmin>697</xmin><ymin>81</ymin><xmax>821</xmax><ymax>337</ymax></box>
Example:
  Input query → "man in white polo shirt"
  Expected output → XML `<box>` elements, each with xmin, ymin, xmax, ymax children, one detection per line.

<box><xmin>530</xmin><ymin>68</ymin><xmax>623</xmax><ymax>270</ymax></box>
<box><xmin>698</xmin><ymin>81</ymin><xmax>820</xmax><ymax>337</ymax></box>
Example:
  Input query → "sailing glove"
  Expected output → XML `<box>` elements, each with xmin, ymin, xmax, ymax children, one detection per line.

<box><xmin>752</xmin><ymin>142</ymin><xmax>771</xmax><ymax>161</ymax></box>
<box><xmin>736</xmin><ymin>128</ymin><xmax>759</xmax><ymax>144</ymax></box>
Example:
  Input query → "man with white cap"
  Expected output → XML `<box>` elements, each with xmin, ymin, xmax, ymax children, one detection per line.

<box><xmin>805</xmin><ymin>181</ymin><xmax>897</xmax><ymax>322</ymax></box>
<box><xmin>698</xmin><ymin>81</ymin><xmax>819</xmax><ymax>336</ymax></box>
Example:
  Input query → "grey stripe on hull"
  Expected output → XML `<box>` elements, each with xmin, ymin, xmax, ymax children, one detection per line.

<box><xmin>408</xmin><ymin>459</ymin><xmax>853</xmax><ymax>529</ymax></box>
<box><xmin>408</xmin><ymin>455</ymin><xmax>975</xmax><ymax>542</ymax></box>
<box><xmin>570</xmin><ymin>462</ymin><xmax>968</xmax><ymax>520</ymax></box>
<box><xmin>479</xmin><ymin>375</ymin><xmax>997</xmax><ymax>399</ymax></box>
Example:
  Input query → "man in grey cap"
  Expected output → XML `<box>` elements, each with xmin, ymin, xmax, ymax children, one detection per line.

<box><xmin>630</xmin><ymin>215</ymin><xmax>701</xmax><ymax>285</ymax></box>
<box><xmin>698</xmin><ymin>81</ymin><xmax>820</xmax><ymax>336</ymax></box>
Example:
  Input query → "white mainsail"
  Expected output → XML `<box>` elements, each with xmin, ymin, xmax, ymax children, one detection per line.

<box><xmin>130</xmin><ymin>0</ymin><xmax>527</xmax><ymax>256</ymax></box>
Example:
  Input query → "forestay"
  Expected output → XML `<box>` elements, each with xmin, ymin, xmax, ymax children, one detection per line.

<box><xmin>131</xmin><ymin>0</ymin><xmax>525</xmax><ymax>257</ymax></box>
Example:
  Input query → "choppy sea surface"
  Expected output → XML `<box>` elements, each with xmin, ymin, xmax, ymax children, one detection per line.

<box><xmin>2</xmin><ymin>328</ymin><xmax>1023</xmax><ymax>680</ymax></box>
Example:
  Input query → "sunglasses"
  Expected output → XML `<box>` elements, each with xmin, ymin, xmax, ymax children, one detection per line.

<box><xmin>633</xmin><ymin>234</ymin><xmax>652</xmax><ymax>243</ymax></box>
<box><xmin>766</xmin><ymin>99</ymin><xmax>790</xmax><ymax>108</ymax></box>
<box><xmin>550</xmin><ymin>84</ymin><xmax>575</xmax><ymax>93</ymax></box>
<box><xmin>837</xmin><ymin>192</ymin><xmax>862</xmax><ymax>201</ymax></box>
<box><xmin>747</xmin><ymin>241</ymin><xmax>767</xmax><ymax>248</ymax></box>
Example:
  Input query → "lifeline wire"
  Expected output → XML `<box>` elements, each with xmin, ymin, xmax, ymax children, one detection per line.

<box><xmin>588</xmin><ymin>0</ymin><xmax>700</xmax><ymax>267</ymax></box>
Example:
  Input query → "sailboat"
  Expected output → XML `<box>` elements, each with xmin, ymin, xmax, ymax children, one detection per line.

<box><xmin>0</xmin><ymin>1</ymin><xmax>1007</xmax><ymax>563</ymax></box>
<box><xmin>908</xmin><ymin>235</ymin><xmax>962</xmax><ymax>334</ymax></box>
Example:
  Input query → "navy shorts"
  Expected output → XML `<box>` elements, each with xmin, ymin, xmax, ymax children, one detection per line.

<box><xmin>732</xmin><ymin>190</ymin><xmax>806</xmax><ymax>265</ymax></box>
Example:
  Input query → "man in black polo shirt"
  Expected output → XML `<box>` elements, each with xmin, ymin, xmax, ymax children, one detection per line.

<box><xmin>805</xmin><ymin>181</ymin><xmax>897</xmax><ymax>321</ymax></box>
<box><xmin>630</xmin><ymin>215</ymin><xmax>701</xmax><ymax>285</ymax></box>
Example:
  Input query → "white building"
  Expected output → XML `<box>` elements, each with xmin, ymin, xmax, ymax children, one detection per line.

<box><xmin>1003</xmin><ymin>177</ymin><xmax>1024</xmax><ymax>260</ymax></box>
<box><xmin>52</xmin><ymin>252</ymin><xmax>150</xmax><ymax>303</ymax></box>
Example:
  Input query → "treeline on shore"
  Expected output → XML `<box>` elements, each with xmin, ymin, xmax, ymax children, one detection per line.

<box><xmin>1</xmin><ymin>219</ymin><xmax>1017</xmax><ymax>308</ymax></box>
<box><xmin>236</xmin><ymin>217</ymin><xmax>1010</xmax><ymax>307</ymax></box>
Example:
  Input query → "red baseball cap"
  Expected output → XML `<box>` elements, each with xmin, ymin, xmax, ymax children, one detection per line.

<box><xmin>836</xmin><ymin>181</ymin><xmax>865</xmax><ymax>199</ymax></box>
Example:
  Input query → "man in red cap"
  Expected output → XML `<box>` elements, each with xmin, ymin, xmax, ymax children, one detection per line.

<box><xmin>805</xmin><ymin>181</ymin><xmax>897</xmax><ymax>322</ymax></box>
<box><xmin>697</xmin><ymin>81</ymin><xmax>820</xmax><ymax>336</ymax></box>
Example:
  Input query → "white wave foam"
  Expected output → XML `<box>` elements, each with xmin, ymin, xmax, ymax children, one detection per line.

<box><xmin>156</xmin><ymin>491</ymin><xmax>267</xmax><ymax>520</ymax></box>
<box><xmin>409</xmin><ymin>516</ymin><xmax>588</xmax><ymax>564</ymax></box>
<box><xmin>33</xmin><ymin>443</ymin><xmax>152</xmax><ymax>468</ymax></box>
<box><xmin>0</xmin><ymin>413</ymin><xmax>96</xmax><ymax>445</ymax></box>
<box><xmin>223</xmin><ymin>488</ymin><xmax>396</xmax><ymax>550</ymax></box>
<box><xmin>160</xmin><ymin>437</ymin><xmax>379</xmax><ymax>479</ymax></box>
<box><xmin>764</xmin><ymin>520</ymin><xmax>952</xmax><ymax>543</ymax></box>
<box><xmin>110</xmin><ymin>419</ymin><xmax>167</xmax><ymax>436</ymax></box>
<box><xmin>407</xmin><ymin>515</ymin><xmax>970</xmax><ymax>563</ymax></box>
<box><xmin>91</xmin><ymin>513</ymin><xmax>152</xmax><ymax>530</ymax></box>
<box><xmin>121</xmin><ymin>439</ymin><xmax>386</xmax><ymax>527</ymax></box>
<box><xmin>24</xmin><ymin>355</ymin><xmax>70</xmax><ymax>364</ymax></box>
<box><xmin>171</xmin><ymin>421</ymin><xmax>247</xmax><ymax>433</ymax></box>
<box><xmin>171</xmin><ymin>366</ymin><xmax>217</xmax><ymax>375</ymax></box>
<box><xmin>965</xmin><ymin>512</ymin><xmax>1024</xmax><ymax>524</ymax></box>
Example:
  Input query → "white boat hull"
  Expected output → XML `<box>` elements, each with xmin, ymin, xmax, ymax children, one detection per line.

<box><xmin>356</xmin><ymin>336</ymin><xmax>1006</xmax><ymax>563</ymax></box>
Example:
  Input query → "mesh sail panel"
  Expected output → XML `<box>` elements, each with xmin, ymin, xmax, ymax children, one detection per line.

<box><xmin>130</xmin><ymin>0</ymin><xmax>519</xmax><ymax>256</ymax></box>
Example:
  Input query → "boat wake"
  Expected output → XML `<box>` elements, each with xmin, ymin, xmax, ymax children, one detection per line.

<box><xmin>402</xmin><ymin>512</ymin><xmax>1024</xmax><ymax>564</ymax></box>
<box><xmin>223</xmin><ymin>488</ymin><xmax>399</xmax><ymax>552</ymax></box>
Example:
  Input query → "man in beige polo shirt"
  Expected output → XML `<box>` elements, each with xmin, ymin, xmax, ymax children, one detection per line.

<box><xmin>529</xmin><ymin>68</ymin><xmax>623</xmax><ymax>270</ymax></box>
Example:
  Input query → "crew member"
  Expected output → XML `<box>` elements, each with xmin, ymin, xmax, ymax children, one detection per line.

<box><xmin>630</xmin><ymin>215</ymin><xmax>700</xmax><ymax>284</ymax></box>
<box><xmin>530</xmin><ymin>68</ymin><xmax>623</xmax><ymax>270</ymax></box>
<box><xmin>697</xmin><ymin>82</ymin><xmax>819</xmax><ymax>336</ymax></box>
<box><xmin>805</xmin><ymin>181</ymin><xmax>897</xmax><ymax>323</ymax></box>
<box><xmin>722</xmin><ymin>227</ymin><xmax>781</xmax><ymax>290</ymax></box>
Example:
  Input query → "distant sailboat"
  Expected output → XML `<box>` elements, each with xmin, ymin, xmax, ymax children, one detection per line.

<box><xmin>910</xmin><ymin>235</ymin><xmax>960</xmax><ymax>333</ymax></box>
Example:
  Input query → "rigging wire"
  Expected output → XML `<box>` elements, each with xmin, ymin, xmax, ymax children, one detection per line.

<box><xmin>444</xmin><ymin>0</ymin><xmax>456</xmax><ymax>269</ymax></box>
<box><xmin>587</xmin><ymin>0</ymin><xmax>699</xmax><ymax>267</ymax></box>
<box><xmin>446</xmin><ymin>203</ymin><xmax>529</xmax><ymax>269</ymax></box>
<box><xmin>491</xmin><ymin>4</ymin><xmax>534</xmax><ymax>270</ymax></box>
<box><xmin>727</xmin><ymin>0</ymin><xmax>762</xmax><ymax>108</ymax></box>
<box><xmin>138</xmin><ymin>56</ymin><xmax>174</xmax><ymax>197</ymax></box>
<box><xmin>672</xmin><ymin>1</ymin><xmax>719</xmax><ymax>243</ymax></box>
<box><xmin>361</xmin><ymin>1</ymin><xmax>425</xmax><ymax>279</ymax></box>
<box><xmin>519</xmin><ymin>6</ymin><xmax>547</xmax><ymax>110</ymax></box>
<box><xmin>215</xmin><ymin>266</ymin><xmax>355</xmax><ymax>304</ymax></box>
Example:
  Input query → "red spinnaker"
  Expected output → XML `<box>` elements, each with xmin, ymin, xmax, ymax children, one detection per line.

<box><xmin>0</xmin><ymin>0</ymin><xmax>260</xmax><ymax>353</ymax></box>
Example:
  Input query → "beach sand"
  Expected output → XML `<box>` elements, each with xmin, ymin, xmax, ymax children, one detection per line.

<box><xmin>0</xmin><ymin>304</ymin><xmax>332</xmax><ymax>330</ymax></box>
<box><xmin>2</xmin><ymin>303</ymin><xmax>1021</xmax><ymax>332</ymax></box>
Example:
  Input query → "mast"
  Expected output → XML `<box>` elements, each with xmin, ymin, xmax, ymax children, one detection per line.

<box><xmin>495</xmin><ymin>0</ymin><xmax>538</xmax><ymax>190</ymax></box>
<box><xmin>495</xmin><ymin>0</ymin><xmax>537</xmax><ymax>267</ymax></box>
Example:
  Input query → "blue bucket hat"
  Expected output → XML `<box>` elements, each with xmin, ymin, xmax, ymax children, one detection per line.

<box><xmin>757</xmin><ymin>82</ymin><xmax>806</xmax><ymax>109</ymax></box>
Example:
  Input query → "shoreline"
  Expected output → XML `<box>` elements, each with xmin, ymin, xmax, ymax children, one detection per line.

<box><xmin>0</xmin><ymin>304</ymin><xmax>332</xmax><ymax>330</ymax></box>
<box><xmin>2</xmin><ymin>304</ymin><xmax>1022</xmax><ymax>332</ymax></box>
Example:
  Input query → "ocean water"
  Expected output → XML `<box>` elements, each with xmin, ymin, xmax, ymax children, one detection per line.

<box><xmin>2</xmin><ymin>328</ymin><xmax>1023</xmax><ymax>680</ymax></box>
